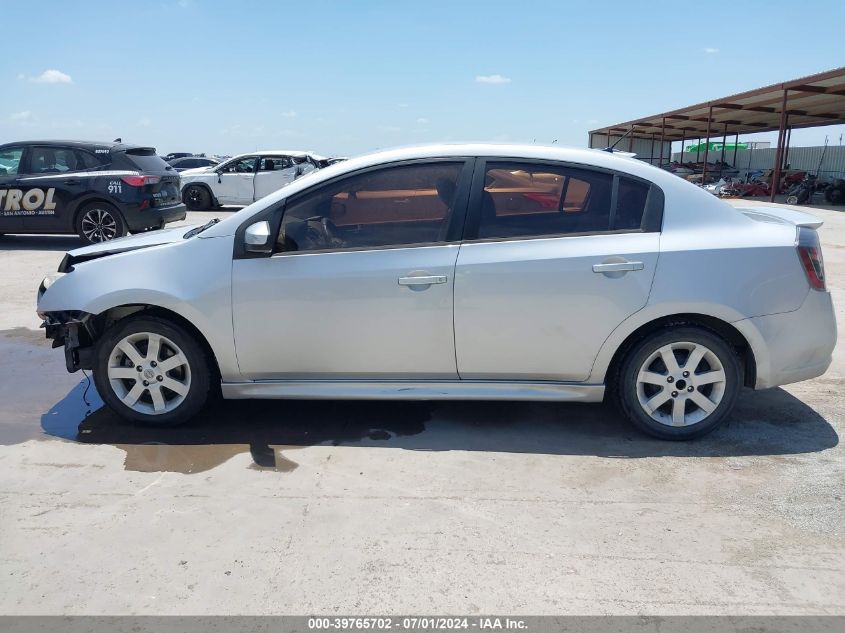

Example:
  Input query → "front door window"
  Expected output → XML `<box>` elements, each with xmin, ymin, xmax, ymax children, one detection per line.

<box><xmin>277</xmin><ymin>162</ymin><xmax>464</xmax><ymax>253</ymax></box>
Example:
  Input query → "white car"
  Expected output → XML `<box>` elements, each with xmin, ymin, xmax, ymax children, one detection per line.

<box><xmin>179</xmin><ymin>150</ymin><xmax>320</xmax><ymax>209</ymax></box>
<box><xmin>37</xmin><ymin>144</ymin><xmax>836</xmax><ymax>440</ymax></box>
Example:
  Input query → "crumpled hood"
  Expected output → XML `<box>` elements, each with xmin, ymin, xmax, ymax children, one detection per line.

<box><xmin>58</xmin><ymin>224</ymin><xmax>197</xmax><ymax>271</ymax></box>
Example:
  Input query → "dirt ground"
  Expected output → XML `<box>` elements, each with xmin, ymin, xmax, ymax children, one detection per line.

<box><xmin>0</xmin><ymin>202</ymin><xmax>843</xmax><ymax>615</ymax></box>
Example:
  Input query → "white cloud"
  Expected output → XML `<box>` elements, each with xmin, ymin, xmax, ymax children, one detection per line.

<box><xmin>9</xmin><ymin>110</ymin><xmax>33</xmax><ymax>122</ymax></box>
<box><xmin>398</xmin><ymin>103</ymin><xmax>409</xmax><ymax>108</ymax></box>
<box><xmin>16</xmin><ymin>73</ymin><xmax>25</xmax><ymax>80</ymax></box>
<box><xmin>703</xmin><ymin>47</ymin><xmax>719</xmax><ymax>54</ymax></box>
<box><xmin>416</xmin><ymin>117</ymin><xmax>429</xmax><ymax>124</ymax></box>
<box><xmin>136</xmin><ymin>117</ymin><xmax>152</xmax><ymax>127</ymax></box>
<box><xmin>280</xmin><ymin>110</ymin><xmax>297</xmax><ymax>118</ymax></box>
<box><xmin>30</xmin><ymin>69</ymin><xmax>73</xmax><ymax>84</ymax></box>
<box><xmin>476</xmin><ymin>74</ymin><xmax>511</xmax><ymax>84</ymax></box>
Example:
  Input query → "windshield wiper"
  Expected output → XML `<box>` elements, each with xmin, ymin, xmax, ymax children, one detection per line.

<box><xmin>183</xmin><ymin>218</ymin><xmax>220</xmax><ymax>238</ymax></box>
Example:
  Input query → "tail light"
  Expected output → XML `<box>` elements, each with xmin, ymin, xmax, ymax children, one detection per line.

<box><xmin>121</xmin><ymin>175</ymin><xmax>161</xmax><ymax>187</ymax></box>
<box><xmin>796</xmin><ymin>227</ymin><xmax>826</xmax><ymax>291</ymax></box>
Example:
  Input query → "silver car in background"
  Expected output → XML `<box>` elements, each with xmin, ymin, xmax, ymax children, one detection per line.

<box><xmin>36</xmin><ymin>144</ymin><xmax>836</xmax><ymax>440</ymax></box>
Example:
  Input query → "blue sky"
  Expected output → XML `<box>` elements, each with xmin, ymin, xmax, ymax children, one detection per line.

<box><xmin>2</xmin><ymin>0</ymin><xmax>844</xmax><ymax>158</ymax></box>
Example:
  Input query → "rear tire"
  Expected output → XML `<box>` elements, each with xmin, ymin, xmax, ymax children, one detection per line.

<box><xmin>184</xmin><ymin>185</ymin><xmax>211</xmax><ymax>211</ymax></box>
<box><xmin>93</xmin><ymin>316</ymin><xmax>211</xmax><ymax>426</ymax></box>
<box><xmin>825</xmin><ymin>186</ymin><xmax>844</xmax><ymax>205</ymax></box>
<box><xmin>613</xmin><ymin>327</ymin><xmax>742</xmax><ymax>440</ymax></box>
<box><xmin>75</xmin><ymin>202</ymin><xmax>126</xmax><ymax>243</ymax></box>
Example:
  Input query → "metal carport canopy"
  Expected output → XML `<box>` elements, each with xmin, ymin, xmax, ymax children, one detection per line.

<box><xmin>589</xmin><ymin>66</ymin><xmax>845</xmax><ymax>200</ymax></box>
<box><xmin>588</xmin><ymin>66</ymin><xmax>845</xmax><ymax>141</ymax></box>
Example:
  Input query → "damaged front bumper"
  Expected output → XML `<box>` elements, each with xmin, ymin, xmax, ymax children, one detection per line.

<box><xmin>41</xmin><ymin>312</ymin><xmax>96</xmax><ymax>373</ymax></box>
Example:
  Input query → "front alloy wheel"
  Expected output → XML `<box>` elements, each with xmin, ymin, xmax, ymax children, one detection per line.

<box><xmin>94</xmin><ymin>316</ymin><xmax>211</xmax><ymax>425</ymax></box>
<box><xmin>615</xmin><ymin>327</ymin><xmax>741</xmax><ymax>440</ymax></box>
<box><xmin>107</xmin><ymin>332</ymin><xmax>192</xmax><ymax>415</ymax></box>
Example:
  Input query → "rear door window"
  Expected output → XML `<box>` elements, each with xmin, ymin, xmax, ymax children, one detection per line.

<box><xmin>75</xmin><ymin>150</ymin><xmax>103</xmax><ymax>170</ymax></box>
<box><xmin>471</xmin><ymin>162</ymin><xmax>656</xmax><ymax>239</ymax></box>
<box><xmin>29</xmin><ymin>146</ymin><xmax>84</xmax><ymax>174</ymax></box>
<box><xmin>475</xmin><ymin>163</ymin><xmax>613</xmax><ymax>239</ymax></box>
<box><xmin>260</xmin><ymin>156</ymin><xmax>293</xmax><ymax>171</ymax></box>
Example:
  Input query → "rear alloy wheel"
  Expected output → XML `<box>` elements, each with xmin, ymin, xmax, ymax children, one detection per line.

<box><xmin>93</xmin><ymin>317</ymin><xmax>210</xmax><ymax>425</ymax></box>
<box><xmin>615</xmin><ymin>327</ymin><xmax>742</xmax><ymax>440</ymax></box>
<box><xmin>184</xmin><ymin>185</ymin><xmax>211</xmax><ymax>211</ymax></box>
<box><xmin>76</xmin><ymin>203</ymin><xmax>126</xmax><ymax>243</ymax></box>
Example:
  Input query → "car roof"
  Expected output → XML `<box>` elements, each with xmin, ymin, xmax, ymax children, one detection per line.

<box><xmin>231</xmin><ymin>150</ymin><xmax>314</xmax><ymax>159</ymax></box>
<box><xmin>314</xmin><ymin>143</ymin><xmax>683</xmax><ymax>188</ymax></box>
<box><xmin>0</xmin><ymin>139</ymin><xmax>147</xmax><ymax>152</ymax></box>
<box><xmin>203</xmin><ymin>142</ymin><xmax>730</xmax><ymax>240</ymax></box>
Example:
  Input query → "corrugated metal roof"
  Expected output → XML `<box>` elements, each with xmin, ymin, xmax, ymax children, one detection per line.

<box><xmin>589</xmin><ymin>66</ymin><xmax>845</xmax><ymax>141</ymax></box>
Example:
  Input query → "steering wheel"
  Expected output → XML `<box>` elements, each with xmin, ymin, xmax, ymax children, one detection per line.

<box><xmin>304</xmin><ymin>216</ymin><xmax>342</xmax><ymax>248</ymax></box>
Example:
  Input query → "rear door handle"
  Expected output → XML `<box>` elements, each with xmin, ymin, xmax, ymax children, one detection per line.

<box><xmin>592</xmin><ymin>261</ymin><xmax>644</xmax><ymax>273</ymax></box>
<box><xmin>64</xmin><ymin>179</ymin><xmax>81</xmax><ymax>186</ymax></box>
<box><xmin>398</xmin><ymin>275</ymin><xmax>447</xmax><ymax>286</ymax></box>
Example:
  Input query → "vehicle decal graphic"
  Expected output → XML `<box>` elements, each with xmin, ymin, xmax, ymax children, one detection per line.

<box><xmin>0</xmin><ymin>188</ymin><xmax>58</xmax><ymax>215</ymax></box>
<box><xmin>16</xmin><ymin>170</ymin><xmax>141</xmax><ymax>181</ymax></box>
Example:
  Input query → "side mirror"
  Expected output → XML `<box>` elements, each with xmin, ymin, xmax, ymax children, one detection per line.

<box><xmin>244</xmin><ymin>221</ymin><xmax>272</xmax><ymax>254</ymax></box>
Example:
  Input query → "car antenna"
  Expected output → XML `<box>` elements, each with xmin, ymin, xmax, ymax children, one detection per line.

<box><xmin>603</xmin><ymin>128</ymin><xmax>633</xmax><ymax>152</ymax></box>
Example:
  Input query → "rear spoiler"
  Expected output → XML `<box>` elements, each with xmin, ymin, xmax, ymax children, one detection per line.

<box><xmin>735</xmin><ymin>206</ymin><xmax>823</xmax><ymax>229</ymax></box>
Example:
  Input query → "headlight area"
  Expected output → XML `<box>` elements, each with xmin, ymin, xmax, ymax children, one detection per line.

<box><xmin>40</xmin><ymin>311</ymin><xmax>97</xmax><ymax>373</ymax></box>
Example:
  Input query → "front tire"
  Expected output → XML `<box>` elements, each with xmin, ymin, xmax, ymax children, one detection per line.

<box><xmin>76</xmin><ymin>202</ymin><xmax>127</xmax><ymax>243</ymax></box>
<box><xmin>613</xmin><ymin>327</ymin><xmax>742</xmax><ymax>440</ymax></box>
<box><xmin>184</xmin><ymin>185</ymin><xmax>211</xmax><ymax>211</ymax></box>
<box><xmin>93</xmin><ymin>316</ymin><xmax>211</xmax><ymax>425</ymax></box>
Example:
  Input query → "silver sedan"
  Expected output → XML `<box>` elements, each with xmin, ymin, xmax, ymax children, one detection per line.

<box><xmin>37</xmin><ymin>144</ymin><xmax>837</xmax><ymax>439</ymax></box>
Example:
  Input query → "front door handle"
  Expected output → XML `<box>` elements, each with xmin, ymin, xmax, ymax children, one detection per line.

<box><xmin>592</xmin><ymin>261</ymin><xmax>644</xmax><ymax>273</ymax></box>
<box><xmin>398</xmin><ymin>275</ymin><xmax>447</xmax><ymax>286</ymax></box>
<box><xmin>64</xmin><ymin>179</ymin><xmax>81</xmax><ymax>186</ymax></box>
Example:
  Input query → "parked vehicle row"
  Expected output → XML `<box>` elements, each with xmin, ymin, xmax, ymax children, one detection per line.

<box><xmin>179</xmin><ymin>150</ymin><xmax>323</xmax><ymax>209</ymax></box>
<box><xmin>36</xmin><ymin>144</ymin><xmax>836</xmax><ymax>440</ymax></box>
<box><xmin>1</xmin><ymin>140</ymin><xmax>345</xmax><ymax>243</ymax></box>
<box><xmin>0</xmin><ymin>140</ymin><xmax>185</xmax><ymax>243</ymax></box>
<box><xmin>168</xmin><ymin>156</ymin><xmax>220</xmax><ymax>172</ymax></box>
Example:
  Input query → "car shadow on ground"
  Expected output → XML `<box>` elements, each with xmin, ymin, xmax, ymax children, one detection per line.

<box><xmin>38</xmin><ymin>379</ymin><xmax>839</xmax><ymax>473</ymax></box>
<box><xmin>0</xmin><ymin>235</ymin><xmax>85</xmax><ymax>252</ymax></box>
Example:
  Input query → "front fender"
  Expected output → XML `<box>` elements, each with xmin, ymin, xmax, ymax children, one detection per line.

<box><xmin>37</xmin><ymin>235</ymin><xmax>240</xmax><ymax>381</ymax></box>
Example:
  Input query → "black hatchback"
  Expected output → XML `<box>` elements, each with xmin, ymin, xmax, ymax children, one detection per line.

<box><xmin>0</xmin><ymin>140</ymin><xmax>186</xmax><ymax>243</ymax></box>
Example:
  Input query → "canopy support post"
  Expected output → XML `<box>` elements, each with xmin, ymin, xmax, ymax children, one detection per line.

<box><xmin>770</xmin><ymin>90</ymin><xmax>789</xmax><ymax>202</ymax></box>
<box><xmin>702</xmin><ymin>106</ymin><xmax>713</xmax><ymax>183</ymax></box>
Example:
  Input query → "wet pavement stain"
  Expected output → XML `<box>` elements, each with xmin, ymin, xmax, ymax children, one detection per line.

<box><xmin>120</xmin><ymin>442</ymin><xmax>300</xmax><ymax>474</ymax></box>
<box><xmin>36</xmin><ymin>379</ymin><xmax>431</xmax><ymax>474</ymax></box>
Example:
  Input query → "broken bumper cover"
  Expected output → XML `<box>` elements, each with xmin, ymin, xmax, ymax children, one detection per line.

<box><xmin>42</xmin><ymin>313</ymin><xmax>95</xmax><ymax>373</ymax></box>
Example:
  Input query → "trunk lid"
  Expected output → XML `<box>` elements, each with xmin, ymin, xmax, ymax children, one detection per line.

<box><xmin>735</xmin><ymin>205</ymin><xmax>823</xmax><ymax>229</ymax></box>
